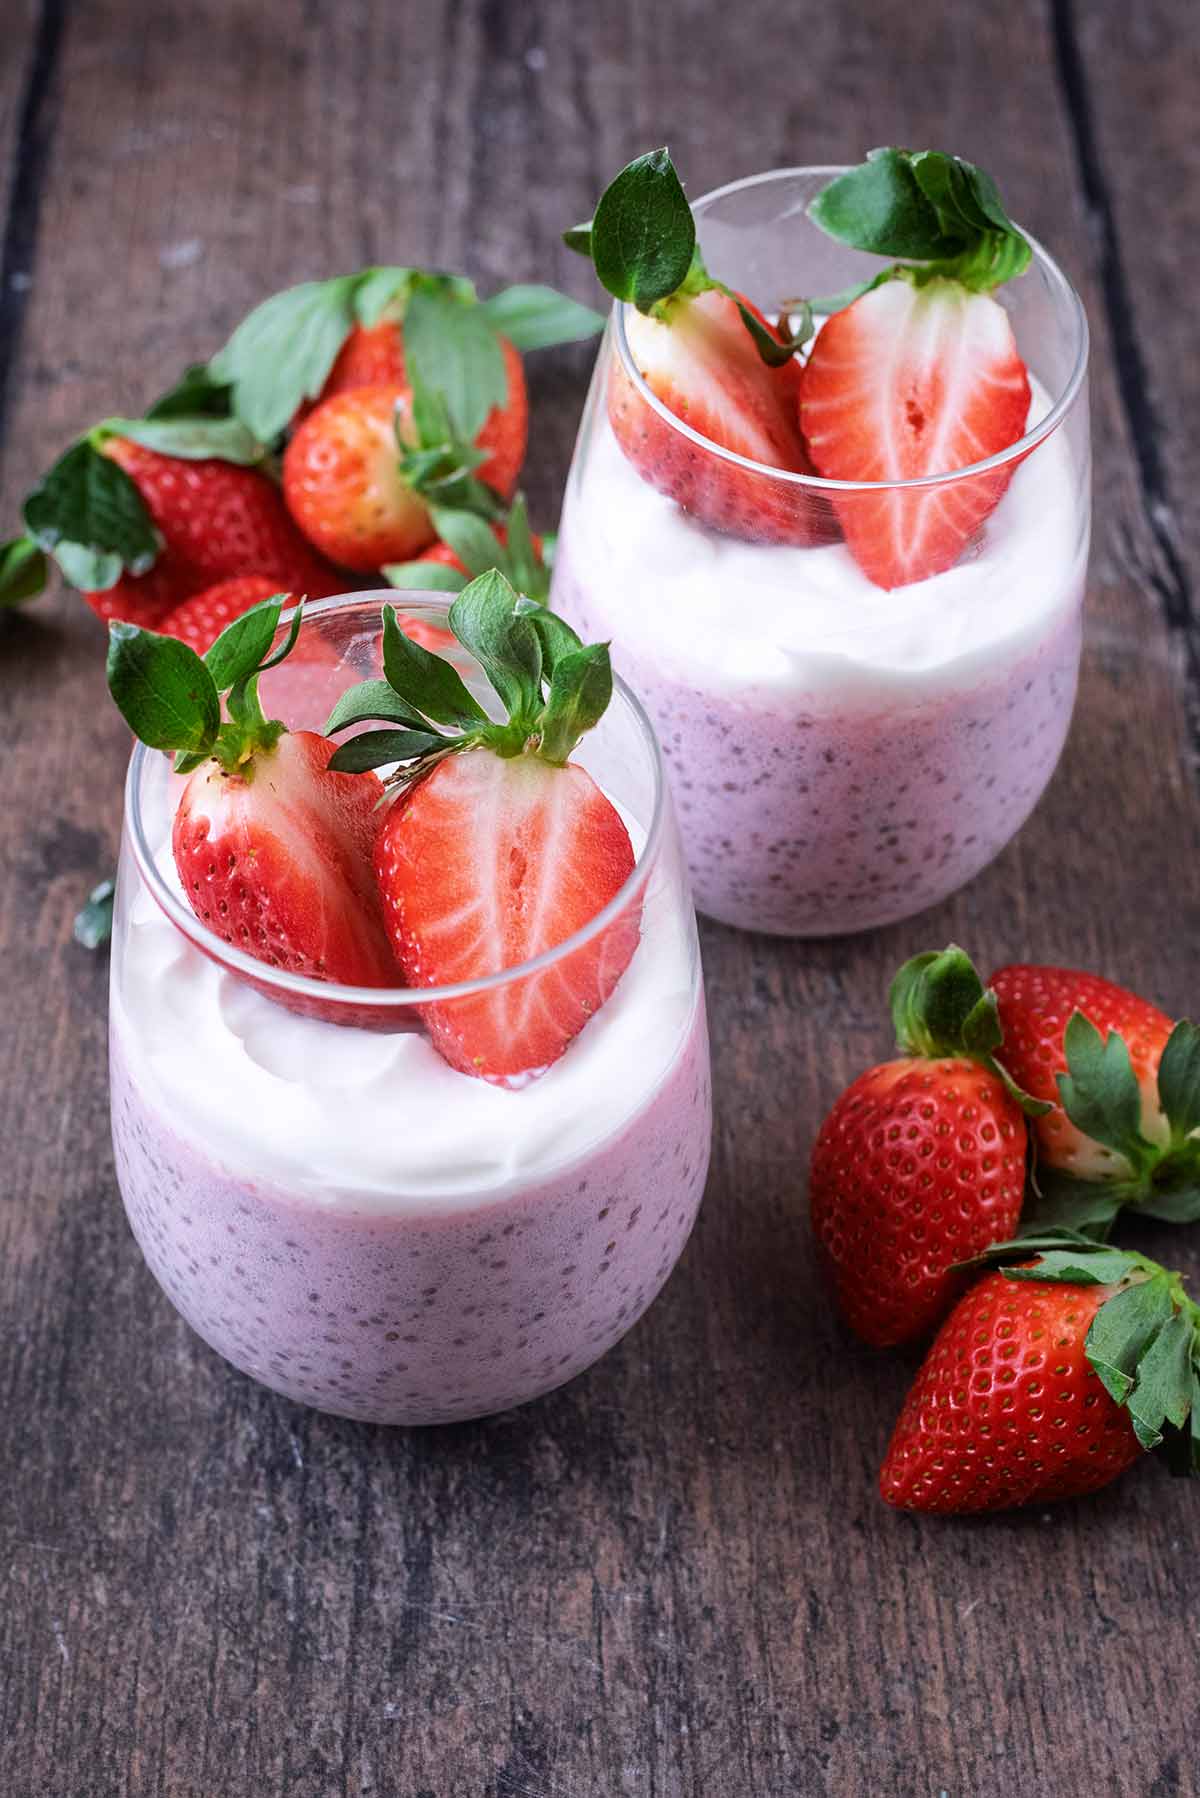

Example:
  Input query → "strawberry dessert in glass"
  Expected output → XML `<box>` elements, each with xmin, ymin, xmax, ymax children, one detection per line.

<box><xmin>552</xmin><ymin>150</ymin><xmax>1091</xmax><ymax>936</ymax></box>
<box><xmin>106</xmin><ymin>581</ymin><xmax>710</xmax><ymax>1424</ymax></box>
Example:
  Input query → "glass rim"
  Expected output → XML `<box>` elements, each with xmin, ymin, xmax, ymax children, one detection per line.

<box><xmin>124</xmin><ymin>590</ymin><xmax>668</xmax><ymax>1012</ymax></box>
<box><xmin>613</xmin><ymin>162</ymin><xmax>1090</xmax><ymax>495</ymax></box>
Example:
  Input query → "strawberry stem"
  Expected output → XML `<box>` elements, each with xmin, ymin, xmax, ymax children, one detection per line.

<box><xmin>326</xmin><ymin>574</ymin><xmax>615</xmax><ymax>782</ymax></box>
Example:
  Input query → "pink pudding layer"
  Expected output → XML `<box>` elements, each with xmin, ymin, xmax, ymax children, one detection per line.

<box><xmin>554</xmin><ymin>553</ymin><xmax>1082</xmax><ymax>935</ymax></box>
<box><xmin>110</xmin><ymin>995</ymin><xmax>711</xmax><ymax>1425</ymax></box>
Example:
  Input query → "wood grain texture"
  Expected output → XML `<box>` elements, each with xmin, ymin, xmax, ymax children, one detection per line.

<box><xmin>2</xmin><ymin>1</ymin><xmax>1199</xmax><ymax>1793</ymax></box>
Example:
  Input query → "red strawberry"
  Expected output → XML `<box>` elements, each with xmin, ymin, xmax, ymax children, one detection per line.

<box><xmin>376</xmin><ymin>752</ymin><xmax>637</xmax><ymax>1084</ymax></box>
<box><xmin>159</xmin><ymin>576</ymin><xmax>288</xmax><ymax>652</ymax></box>
<box><xmin>84</xmin><ymin>554</ymin><xmax>196</xmax><ymax>630</ymax></box>
<box><xmin>989</xmin><ymin>967</ymin><xmax>1200</xmax><ymax>1235</ymax></box>
<box><xmin>102</xmin><ymin>437</ymin><xmax>346</xmax><ymax>593</ymax></box>
<box><xmin>174</xmin><ymin>729</ymin><xmax>394</xmax><ymax>987</ymax></box>
<box><xmin>610</xmin><ymin>290</ymin><xmax>833</xmax><ymax>545</ymax></box>
<box><xmin>312</xmin><ymin>323</ymin><xmax>527</xmax><ymax>502</ymax></box>
<box><xmin>107</xmin><ymin>598</ymin><xmax>398</xmax><ymax>1011</ymax></box>
<box><xmin>809</xmin><ymin>947</ymin><xmax>1039</xmax><ymax>1346</ymax></box>
<box><xmin>326</xmin><ymin>576</ymin><xmax>639</xmax><ymax>1083</ymax></box>
<box><xmin>283</xmin><ymin>386</ymin><xmax>440</xmax><ymax>572</ymax></box>
<box><xmin>799</xmin><ymin>276</ymin><xmax>1031</xmax><ymax>587</ymax></box>
<box><xmin>878</xmin><ymin>1241</ymin><xmax>1200</xmax><ymax>1513</ymax></box>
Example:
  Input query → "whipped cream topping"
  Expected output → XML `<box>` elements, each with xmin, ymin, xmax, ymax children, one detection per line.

<box><xmin>558</xmin><ymin>379</ymin><xmax>1085</xmax><ymax>706</ymax></box>
<box><xmin>113</xmin><ymin>772</ymin><xmax>698</xmax><ymax>1213</ymax></box>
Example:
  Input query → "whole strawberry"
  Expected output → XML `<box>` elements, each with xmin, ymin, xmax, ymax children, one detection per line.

<box><xmin>800</xmin><ymin>149</ymin><xmax>1033</xmax><ymax>589</ymax></box>
<box><xmin>106</xmin><ymin>592</ymin><xmax>397</xmax><ymax>1012</ymax></box>
<box><xmin>991</xmin><ymin>964</ymin><xmax>1200</xmax><ymax>1233</ymax></box>
<box><xmin>567</xmin><ymin>149</ymin><xmax>834</xmax><ymax>546</ymax></box>
<box><xmin>157</xmin><ymin>575</ymin><xmax>288</xmax><ymax>652</ymax></box>
<box><xmin>325</xmin><ymin>572</ymin><xmax>639</xmax><ymax>1085</ymax></box>
<box><xmin>809</xmin><ymin>947</ymin><xmax>1045</xmax><ymax>1346</ymax></box>
<box><xmin>881</xmin><ymin>1238</ymin><xmax>1200</xmax><ymax>1513</ymax></box>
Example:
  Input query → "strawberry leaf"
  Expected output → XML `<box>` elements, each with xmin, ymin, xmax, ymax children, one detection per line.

<box><xmin>1020</xmin><ymin>1170</ymin><xmax>1127</xmax><ymax>1239</ymax></box>
<box><xmin>1155</xmin><ymin>1018</ymin><xmax>1200</xmax><ymax>1147</ymax></box>
<box><xmin>449</xmin><ymin>568</ymin><xmax>542</xmax><ymax>722</ymax></box>
<box><xmin>25</xmin><ymin>441</ymin><xmax>159</xmax><ymax>591</ymax></box>
<box><xmin>514</xmin><ymin>595</ymin><xmax>581</xmax><ymax>675</ymax></box>
<box><xmin>1002</xmin><ymin>1245</ymin><xmax>1143</xmax><ymax>1287</ymax></box>
<box><xmin>1084</xmin><ymin>1273</ymin><xmax>1177</xmax><ymax>1404</ymax></box>
<box><xmin>1058</xmin><ymin>1012</ymin><xmax>1158</xmax><ymax>1173</ymax></box>
<box><xmin>1136</xmin><ymin>1174</ymin><xmax>1200</xmax><ymax>1225</ymax></box>
<box><xmin>73</xmin><ymin>877</ymin><xmax>115</xmax><ymax>950</ymax></box>
<box><xmin>890</xmin><ymin>945</ymin><xmax>988</xmax><ymax>1055</ymax></box>
<box><xmin>203</xmin><ymin>594</ymin><xmax>288</xmax><ymax>691</ymax></box>
<box><xmin>209</xmin><ymin>275</ymin><xmax>362</xmax><ymax>441</ymax></box>
<box><xmin>502</xmin><ymin>495</ymin><xmax>548</xmax><ymax>600</ymax></box>
<box><xmin>103</xmin><ymin>414</ymin><xmax>264</xmax><ymax>466</ymax></box>
<box><xmin>809</xmin><ymin>148</ymin><xmax>1031</xmax><ymax>294</ymax></box>
<box><xmin>403</xmin><ymin>285</ymin><xmax>508</xmax><ymax>444</ymax></box>
<box><xmin>324</xmin><ymin>678</ymin><xmax>430</xmax><ymax>736</ymax></box>
<box><xmin>578</xmin><ymin>148</ymin><xmax>696</xmax><ymax>312</ymax></box>
<box><xmin>382</xmin><ymin>603</ymin><xmax>488</xmax><ymax>729</ymax></box>
<box><xmin>480</xmin><ymin>283</ymin><xmax>604</xmax><ymax>349</ymax></box>
<box><xmin>327</xmin><ymin>727</ymin><xmax>444</xmax><ymax>773</ymax></box>
<box><xmin>351</xmin><ymin>266</ymin><xmax>417</xmax><ymax>327</ymax></box>
<box><xmin>144</xmin><ymin>363</ymin><xmax>234</xmax><ymax>421</ymax></box>
<box><xmin>429</xmin><ymin>506</ymin><xmax>512</xmax><ymax>580</ymax></box>
<box><xmin>106</xmin><ymin>623</ymin><xmax>221</xmax><ymax>754</ymax></box>
<box><xmin>1125</xmin><ymin>1307</ymin><xmax>1196</xmax><ymax>1449</ymax></box>
<box><xmin>383</xmin><ymin>560</ymin><xmax>468</xmax><ymax>593</ymax></box>
<box><xmin>538</xmin><ymin>644</ymin><xmax>613</xmax><ymax>764</ymax></box>
<box><xmin>0</xmin><ymin>535</ymin><xmax>47</xmax><ymax>607</ymax></box>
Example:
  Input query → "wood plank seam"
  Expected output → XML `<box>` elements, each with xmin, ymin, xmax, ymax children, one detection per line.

<box><xmin>0</xmin><ymin>0</ymin><xmax>70</xmax><ymax>450</ymax></box>
<box><xmin>1049</xmin><ymin>0</ymin><xmax>1200</xmax><ymax>737</ymax></box>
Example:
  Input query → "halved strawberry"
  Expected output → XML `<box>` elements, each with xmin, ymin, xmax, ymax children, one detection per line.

<box><xmin>175</xmin><ymin>729</ymin><xmax>394</xmax><ymax>987</ymax></box>
<box><xmin>159</xmin><ymin>575</ymin><xmax>288</xmax><ymax>652</ymax></box>
<box><xmin>106</xmin><ymin>593</ymin><xmax>397</xmax><ymax>1012</ymax></box>
<box><xmin>326</xmin><ymin>572</ymin><xmax>639</xmax><ymax>1084</ymax></box>
<box><xmin>610</xmin><ymin>290</ymin><xmax>832</xmax><ymax>545</ymax></box>
<box><xmin>799</xmin><ymin>277</ymin><xmax>1031</xmax><ymax>588</ymax></box>
<box><xmin>377</xmin><ymin>751</ymin><xmax>637</xmax><ymax>1082</ymax></box>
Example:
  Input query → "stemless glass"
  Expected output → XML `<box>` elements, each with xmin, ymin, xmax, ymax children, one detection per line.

<box><xmin>109</xmin><ymin>593</ymin><xmax>711</xmax><ymax>1425</ymax></box>
<box><xmin>551</xmin><ymin>167</ymin><xmax>1091</xmax><ymax>937</ymax></box>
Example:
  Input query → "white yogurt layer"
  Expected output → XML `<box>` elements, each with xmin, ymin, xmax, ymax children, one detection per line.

<box><xmin>113</xmin><ymin>795</ymin><xmax>697</xmax><ymax>1213</ymax></box>
<box><xmin>558</xmin><ymin>379</ymin><xmax>1086</xmax><ymax>707</ymax></box>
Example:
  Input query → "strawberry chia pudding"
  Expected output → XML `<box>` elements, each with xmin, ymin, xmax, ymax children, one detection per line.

<box><xmin>108</xmin><ymin>593</ymin><xmax>711</xmax><ymax>1424</ymax></box>
<box><xmin>554</xmin><ymin>156</ymin><xmax>1092</xmax><ymax>935</ymax></box>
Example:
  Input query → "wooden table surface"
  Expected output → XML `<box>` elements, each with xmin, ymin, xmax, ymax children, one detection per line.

<box><xmin>3</xmin><ymin>2</ymin><xmax>1199</xmax><ymax>1793</ymax></box>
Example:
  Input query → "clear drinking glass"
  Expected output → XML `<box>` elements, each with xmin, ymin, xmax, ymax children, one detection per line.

<box><xmin>551</xmin><ymin>166</ymin><xmax>1091</xmax><ymax>937</ymax></box>
<box><xmin>109</xmin><ymin>593</ymin><xmax>711</xmax><ymax>1424</ymax></box>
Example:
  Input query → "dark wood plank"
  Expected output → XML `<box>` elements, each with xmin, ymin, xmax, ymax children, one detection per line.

<box><xmin>2</xmin><ymin>2</ymin><xmax>1199</xmax><ymax>1794</ymax></box>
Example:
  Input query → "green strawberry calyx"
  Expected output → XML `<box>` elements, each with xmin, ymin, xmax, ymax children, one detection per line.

<box><xmin>1029</xmin><ymin>1014</ymin><xmax>1200</xmax><ymax>1237</ymax></box>
<box><xmin>806</xmin><ymin>148</ymin><xmax>1032</xmax><ymax>316</ymax></box>
<box><xmin>325</xmin><ymin>571</ymin><xmax>612</xmax><ymax>784</ymax></box>
<box><xmin>565</xmin><ymin>148</ymin><xmax>813</xmax><ymax>367</ymax></box>
<box><xmin>106</xmin><ymin>592</ymin><xmax>302</xmax><ymax>776</ymax></box>
<box><xmin>888</xmin><ymin>946</ymin><xmax>1050</xmax><ymax>1118</ymax></box>
<box><xmin>970</xmin><ymin>1231</ymin><xmax>1200</xmax><ymax>1471</ymax></box>
<box><xmin>383</xmin><ymin>493</ymin><xmax>550</xmax><ymax>604</ymax></box>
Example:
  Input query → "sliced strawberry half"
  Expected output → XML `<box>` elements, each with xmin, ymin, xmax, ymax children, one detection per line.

<box><xmin>326</xmin><ymin>573</ymin><xmax>640</xmax><ymax>1083</ymax></box>
<box><xmin>106</xmin><ymin>593</ymin><xmax>398</xmax><ymax>1021</ymax></box>
<box><xmin>610</xmin><ymin>290</ymin><xmax>833</xmax><ymax>545</ymax></box>
<box><xmin>377</xmin><ymin>751</ymin><xmax>638</xmax><ymax>1083</ymax></box>
<box><xmin>799</xmin><ymin>276</ymin><xmax>1031</xmax><ymax>588</ymax></box>
<box><xmin>175</xmin><ymin>728</ymin><xmax>394</xmax><ymax>987</ymax></box>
